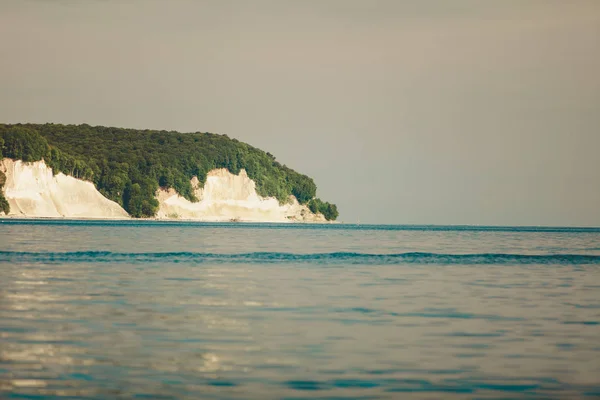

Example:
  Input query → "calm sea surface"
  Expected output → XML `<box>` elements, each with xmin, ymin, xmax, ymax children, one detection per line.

<box><xmin>1</xmin><ymin>220</ymin><xmax>599</xmax><ymax>399</ymax></box>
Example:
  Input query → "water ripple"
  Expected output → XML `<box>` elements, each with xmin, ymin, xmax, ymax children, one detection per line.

<box><xmin>1</xmin><ymin>222</ymin><xmax>600</xmax><ymax>399</ymax></box>
<box><xmin>1</xmin><ymin>250</ymin><xmax>600</xmax><ymax>265</ymax></box>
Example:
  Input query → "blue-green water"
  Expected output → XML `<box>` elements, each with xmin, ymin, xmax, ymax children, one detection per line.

<box><xmin>1</xmin><ymin>220</ymin><xmax>599</xmax><ymax>399</ymax></box>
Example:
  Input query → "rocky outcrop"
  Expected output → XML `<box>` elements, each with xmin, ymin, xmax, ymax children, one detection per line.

<box><xmin>0</xmin><ymin>160</ymin><xmax>326</xmax><ymax>222</ymax></box>
<box><xmin>0</xmin><ymin>159</ymin><xmax>128</xmax><ymax>218</ymax></box>
<box><xmin>155</xmin><ymin>169</ymin><xmax>326</xmax><ymax>222</ymax></box>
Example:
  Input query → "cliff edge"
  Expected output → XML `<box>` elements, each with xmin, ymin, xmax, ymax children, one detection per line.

<box><xmin>0</xmin><ymin>159</ymin><xmax>129</xmax><ymax>218</ymax></box>
<box><xmin>0</xmin><ymin>159</ymin><xmax>326</xmax><ymax>222</ymax></box>
<box><xmin>156</xmin><ymin>169</ymin><xmax>325</xmax><ymax>222</ymax></box>
<box><xmin>0</xmin><ymin>123</ymin><xmax>338</xmax><ymax>221</ymax></box>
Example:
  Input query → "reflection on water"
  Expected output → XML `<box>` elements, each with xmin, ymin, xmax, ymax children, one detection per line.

<box><xmin>1</xmin><ymin>221</ymin><xmax>599</xmax><ymax>399</ymax></box>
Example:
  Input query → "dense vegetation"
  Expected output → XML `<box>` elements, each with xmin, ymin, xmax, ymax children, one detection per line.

<box><xmin>308</xmin><ymin>198</ymin><xmax>339</xmax><ymax>221</ymax></box>
<box><xmin>0</xmin><ymin>123</ymin><xmax>338</xmax><ymax>220</ymax></box>
<box><xmin>0</xmin><ymin>136</ymin><xmax>10</xmax><ymax>214</ymax></box>
<box><xmin>0</xmin><ymin>170</ymin><xmax>8</xmax><ymax>215</ymax></box>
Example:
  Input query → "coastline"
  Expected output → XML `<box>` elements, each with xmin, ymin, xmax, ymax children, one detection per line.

<box><xmin>0</xmin><ymin>159</ymin><xmax>334</xmax><ymax>223</ymax></box>
<box><xmin>0</xmin><ymin>215</ymin><xmax>337</xmax><ymax>224</ymax></box>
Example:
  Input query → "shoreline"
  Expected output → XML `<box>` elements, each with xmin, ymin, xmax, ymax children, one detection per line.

<box><xmin>1</xmin><ymin>159</ymin><xmax>333</xmax><ymax>224</ymax></box>
<box><xmin>0</xmin><ymin>215</ymin><xmax>338</xmax><ymax>224</ymax></box>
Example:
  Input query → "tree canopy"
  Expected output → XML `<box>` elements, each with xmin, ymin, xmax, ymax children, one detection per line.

<box><xmin>0</xmin><ymin>169</ymin><xmax>8</xmax><ymax>215</ymax></box>
<box><xmin>0</xmin><ymin>123</ymin><xmax>338</xmax><ymax>220</ymax></box>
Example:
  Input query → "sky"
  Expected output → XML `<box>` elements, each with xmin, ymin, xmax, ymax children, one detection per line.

<box><xmin>1</xmin><ymin>0</ymin><xmax>599</xmax><ymax>226</ymax></box>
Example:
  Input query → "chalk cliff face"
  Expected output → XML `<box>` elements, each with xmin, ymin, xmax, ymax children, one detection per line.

<box><xmin>0</xmin><ymin>160</ymin><xmax>326</xmax><ymax>222</ymax></box>
<box><xmin>0</xmin><ymin>159</ymin><xmax>129</xmax><ymax>218</ymax></box>
<box><xmin>156</xmin><ymin>169</ymin><xmax>326</xmax><ymax>222</ymax></box>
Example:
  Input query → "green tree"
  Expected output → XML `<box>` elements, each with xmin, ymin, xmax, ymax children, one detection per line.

<box><xmin>0</xmin><ymin>170</ymin><xmax>8</xmax><ymax>214</ymax></box>
<box><xmin>308</xmin><ymin>198</ymin><xmax>338</xmax><ymax>221</ymax></box>
<box><xmin>1</xmin><ymin>126</ymin><xmax>48</xmax><ymax>162</ymax></box>
<box><xmin>0</xmin><ymin>194</ymin><xmax>9</xmax><ymax>215</ymax></box>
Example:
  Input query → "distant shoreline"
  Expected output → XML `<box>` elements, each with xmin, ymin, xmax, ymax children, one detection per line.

<box><xmin>0</xmin><ymin>215</ymin><xmax>338</xmax><ymax>224</ymax></box>
<box><xmin>2</xmin><ymin>217</ymin><xmax>598</xmax><ymax>231</ymax></box>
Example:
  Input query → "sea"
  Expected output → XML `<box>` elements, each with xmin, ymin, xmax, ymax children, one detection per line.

<box><xmin>1</xmin><ymin>220</ymin><xmax>599</xmax><ymax>399</ymax></box>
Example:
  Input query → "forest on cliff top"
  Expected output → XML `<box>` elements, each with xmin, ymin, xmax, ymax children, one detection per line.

<box><xmin>0</xmin><ymin>123</ymin><xmax>338</xmax><ymax>220</ymax></box>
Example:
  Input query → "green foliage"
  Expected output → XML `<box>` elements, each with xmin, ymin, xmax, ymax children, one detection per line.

<box><xmin>45</xmin><ymin>147</ymin><xmax>94</xmax><ymax>180</ymax></box>
<box><xmin>0</xmin><ymin>193</ymin><xmax>8</xmax><ymax>215</ymax></box>
<box><xmin>1</xmin><ymin>126</ymin><xmax>48</xmax><ymax>162</ymax></box>
<box><xmin>308</xmin><ymin>198</ymin><xmax>339</xmax><ymax>221</ymax></box>
<box><xmin>0</xmin><ymin>123</ymin><xmax>338</xmax><ymax>219</ymax></box>
<box><xmin>0</xmin><ymin>170</ymin><xmax>8</xmax><ymax>215</ymax></box>
<box><xmin>288</xmin><ymin>171</ymin><xmax>317</xmax><ymax>204</ymax></box>
<box><xmin>123</xmin><ymin>181</ymin><xmax>159</xmax><ymax>218</ymax></box>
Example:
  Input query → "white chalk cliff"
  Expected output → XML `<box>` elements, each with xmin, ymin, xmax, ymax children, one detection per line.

<box><xmin>156</xmin><ymin>169</ymin><xmax>325</xmax><ymax>222</ymax></box>
<box><xmin>0</xmin><ymin>159</ymin><xmax>129</xmax><ymax>218</ymax></box>
<box><xmin>0</xmin><ymin>159</ymin><xmax>325</xmax><ymax>222</ymax></box>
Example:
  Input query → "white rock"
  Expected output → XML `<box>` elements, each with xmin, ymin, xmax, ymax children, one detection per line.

<box><xmin>0</xmin><ymin>159</ymin><xmax>128</xmax><ymax>218</ymax></box>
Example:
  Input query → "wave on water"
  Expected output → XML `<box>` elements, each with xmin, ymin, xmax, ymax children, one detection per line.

<box><xmin>1</xmin><ymin>251</ymin><xmax>599</xmax><ymax>265</ymax></box>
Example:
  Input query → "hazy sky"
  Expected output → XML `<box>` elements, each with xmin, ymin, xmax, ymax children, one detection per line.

<box><xmin>1</xmin><ymin>0</ymin><xmax>599</xmax><ymax>226</ymax></box>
